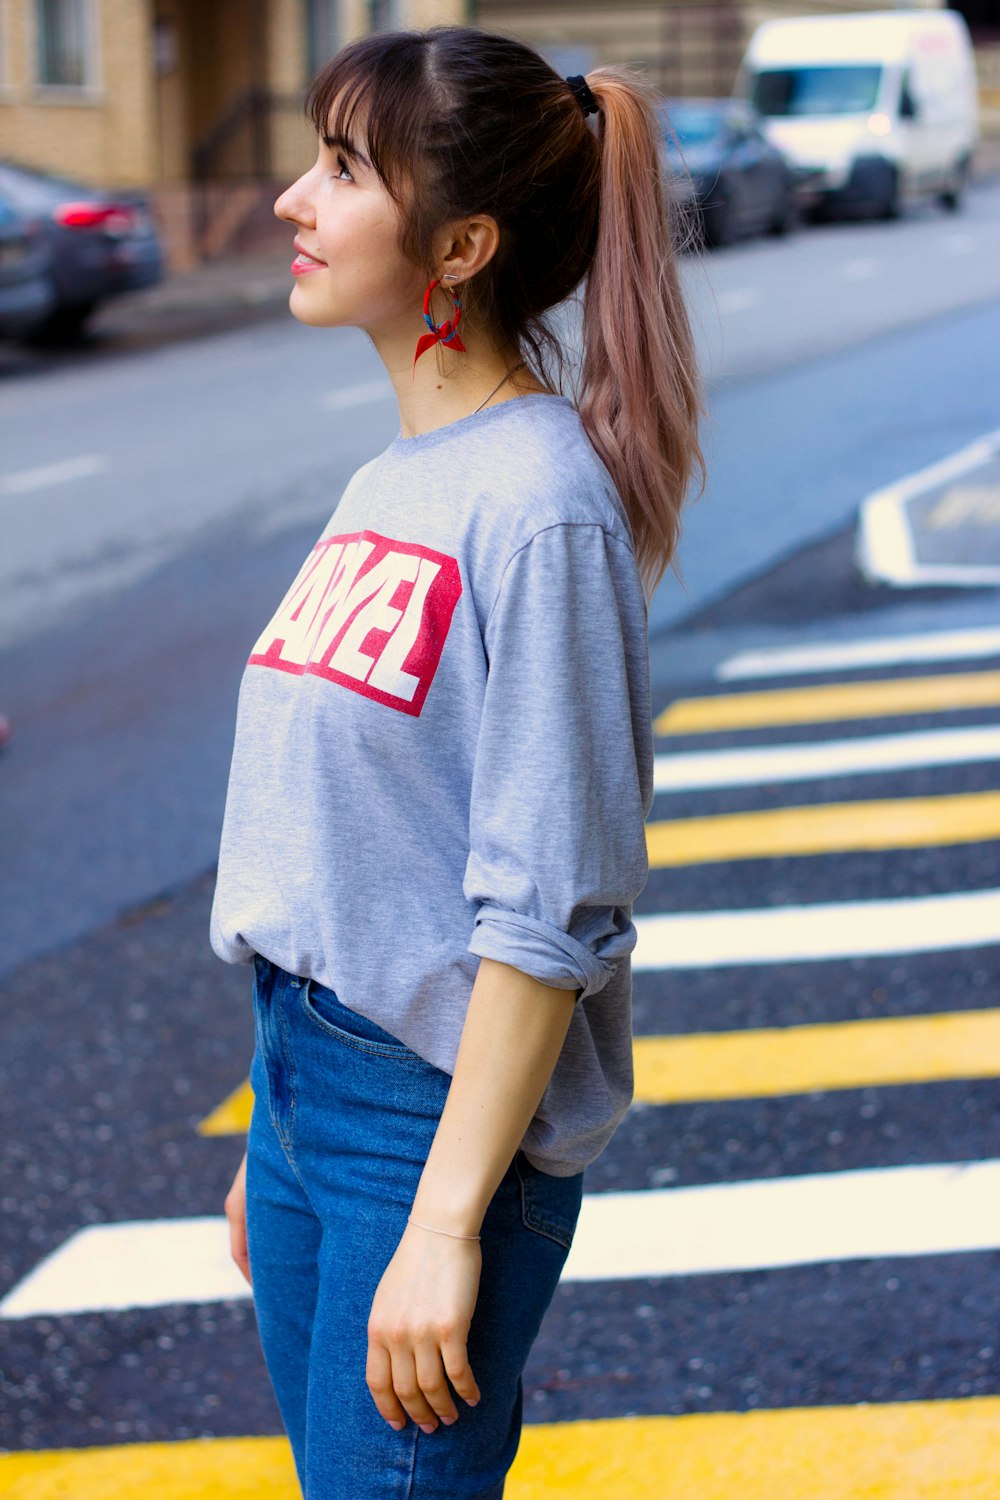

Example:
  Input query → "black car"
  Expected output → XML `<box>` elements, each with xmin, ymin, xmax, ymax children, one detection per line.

<box><xmin>658</xmin><ymin>98</ymin><xmax>798</xmax><ymax>248</ymax></box>
<box><xmin>0</xmin><ymin>189</ymin><xmax>56</xmax><ymax>342</ymax></box>
<box><xmin>0</xmin><ymin>158</ymin><xmax>164</xmax><ymax>343</ymax></box>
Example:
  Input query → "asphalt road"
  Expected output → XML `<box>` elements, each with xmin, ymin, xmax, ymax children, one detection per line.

<box><xmin>2</xmin><ymin>528</ymin><xmax>997</xmax><ymax>1494</ymax></box>
<box><xmin>2</xmin><ymin>179</ymin><xmax>1000</xmax><ymax>971</ymax></box>
<box><xmin>1</xmin><ymin>179</ymin><xmax>999</xmax><ymax>1493</ymax></box>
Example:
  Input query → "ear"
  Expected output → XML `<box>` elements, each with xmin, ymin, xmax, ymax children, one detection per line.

<box><xmin>433</xmin><ymin>213</ymin><xmax>501</xmax><ymax>284</ymax></box>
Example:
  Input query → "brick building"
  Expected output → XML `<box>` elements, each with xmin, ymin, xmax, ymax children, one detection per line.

<box><xmin>0</xmin><ymin>0</ymin><xmax>468</xmax><ymax>268</ymax></box>
<box><xmin>0</xmin><ymin>0</ymin><xmax>996</xmax><ymax>271</ymax></box>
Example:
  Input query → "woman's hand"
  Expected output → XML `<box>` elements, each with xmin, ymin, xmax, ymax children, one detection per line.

<box><xmin>225</xmin><ymin>1150</ymin><xmax>252</xmax><ymax>1287</ymax></box>
<box><xmin>366</xmin><ymin>1222</ymin><xmax>483</xmax><ymax>1431</ymax></box>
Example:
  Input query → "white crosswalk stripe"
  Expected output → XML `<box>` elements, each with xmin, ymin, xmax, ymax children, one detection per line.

<box><xmin>716</xmin><ymin>627</ymin><xmax>1000</xmax><ymax>680</ymax></box>
<box><xmin>6</xmin><ymin>1159</ymin><xmax>1000</xmax><ymax>1317</ymax></box>
<box><xmin>654</xmin><ymin>724</ymin><xmax>1000</xmax><ymax>792</ymax></box>
<box><xmin>634</xmin><ymin>888</ymin><xmax>1000</xmax><ymax>969</ymax></box>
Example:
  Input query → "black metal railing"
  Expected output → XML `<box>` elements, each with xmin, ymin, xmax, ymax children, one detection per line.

<box><xmin>189</xmin><ymin>87</ymin><xmax>306</xmax><ymax>257</ymax></box>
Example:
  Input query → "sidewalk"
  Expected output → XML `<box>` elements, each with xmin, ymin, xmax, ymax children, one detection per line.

<box><xmin>92</xmin><ymin>139</ymin><xmax>1000</xmax><ymax>347</ymax></box>
<box><xmin>89</xmin><ymin>241</ymin><xmax>297</xmax><ymax>345</ymax></box>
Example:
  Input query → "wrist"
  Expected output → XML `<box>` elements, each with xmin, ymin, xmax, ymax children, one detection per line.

<box><xmin>407</xmin><ymin>1215</ymin><xmax>481</xmax><ymax>1243</ymax></box>
<box><xmin>410</xmin><ymin>1180</ymin><xmax>487</xmax><ymax>1240</ymax></box>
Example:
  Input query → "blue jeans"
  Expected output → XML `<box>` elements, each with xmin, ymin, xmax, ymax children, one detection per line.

<box><xmin>245</xmin><ymin>954</ymin><xmax>585</xmax><ymax>1500</ymax></box>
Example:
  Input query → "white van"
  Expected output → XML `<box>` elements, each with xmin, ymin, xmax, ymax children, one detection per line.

<box><xmin>735</xmin><ymin>9</ymin><xmax>980</xmax><ymax>219</ymax></box>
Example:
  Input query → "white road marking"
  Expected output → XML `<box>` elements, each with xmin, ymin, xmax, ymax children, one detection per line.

<box><xmin>5</xmin><ymin>1160</ymin><xmax>999</xmax><ymax>1314</ymax></box>
<box><xmin>857</xmin><ymin>426</ymin><xmax>1000</xmax><ymax>588</ymax></box>
<box><xmin>633</xmin><ymin>888</ymin><xmax>1000</xmax><ymax>969</ymax></box>
<box><xmin>0</xmin><ymin>1218</ymin><xmax>248</xmax><ymax>1317</ymax></box>
<box><xmin>841</xmin><ymin>257</ymin><xmax>880</xmax><ymax>281</ymax></box>
<box><xmin>0</xmin><ymin>454</ymin><xmax>107</xmax><ymax>495</ymax></box>
<box><xmin>321</xmin><ymin>381</ymin><xmax>395</xmax><ymax>411</ymax></box>
<box><xmin>563</xmin><ymin>1159</ymin><xmax>1000</xmax><ymax>1281</ymax></box>
<box><xmin>653</xmin><ymin>724</ymin><xmax>1000</xmax><ymax>793</ymax></box>
<box><xmin>716</xmin><ymin>627</ymin><xmax>1000</xmax><ymax>680</ymax></box>
<box><xmin>925</xmin><ymin>482</ymin><xmax>1000</xmax><ymax>529</ymax></box>
<box><xmin>717</xmin><ymin>287</ymin><xmax>763</xmax><ymax>313</ymax></box>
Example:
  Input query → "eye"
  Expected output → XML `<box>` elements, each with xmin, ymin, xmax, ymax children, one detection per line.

<box><xmin>335</xmin><ymin>153</ymin><xmax>354</xmax><ymax>182</ymax></box>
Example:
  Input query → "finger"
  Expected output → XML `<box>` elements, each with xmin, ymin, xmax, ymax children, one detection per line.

<box><xmin>440</xmin><ymin>1334</ymin><xmax>481</xmax><ymax>1407</ymax></box>
<box><xmin>390</xmin><ymin>1346</ymin><xmax>440</xmax><ymax>1429</ymax></box>
<box><xmin>366</xmin><ymin>1341</ymin><xmax>408</xmax><ymax>1429</ymax></box>
<box><xmin>233</xmin><ymin>1247</ymin><xmax>252</xmax><ymax>1287</ymax></box>
<box><xmin>226</xmin><ymin>1209</ymin><xmax>253</xmax><ymax>1287</ymax></box>
<box><xmin>413</xmin><ymin>1341</ymin><xmax>459</xmax><ymax>1424</ymax></box>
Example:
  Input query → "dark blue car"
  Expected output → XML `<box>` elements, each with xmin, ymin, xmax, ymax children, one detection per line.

<box><xmin>658</xmin><ymin>97</ymin><xmax>798</xmax><ymax>248</ymax></box>
<box><xmin>0</xmin><ymin>189</ymin><xmax>55</xmax><ymax>341</ymax></box>
<box><xmin>0</xmin><ymin>158</ymin><xmax>164</xmax><ymax>343</ymax></box>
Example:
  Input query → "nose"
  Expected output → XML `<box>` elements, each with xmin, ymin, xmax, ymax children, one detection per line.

<box><xmin>274</xmin><ymin>175</ymin><xmax>312</xmax><ymax>227</ymax></box>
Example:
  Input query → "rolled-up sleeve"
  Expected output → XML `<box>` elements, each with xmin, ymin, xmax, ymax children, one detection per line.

<box><xmin>463</xmin><ymin>522</ymin><xmax>654</xmax><ymax>1002</ymax></box>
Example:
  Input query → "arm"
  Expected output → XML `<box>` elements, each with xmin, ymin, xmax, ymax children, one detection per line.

<box><xmin>366</xmin><ymin>522</ymin><xmax>651</xmax><ymax>1436</ymax></box>
<box><xmin>364</xmin><ymin>962</ymin><xmax>579</xmax><ymax>1438</ymax></box>
<box><xmin>414</xmin><ymin>516</ymin><xmax>651</xmax><ymax>1226</ymax></box>
<box><xmin>410</xmin><ymin>957</ymin><xmax>579</xmax><ymax>1236</ymax></box>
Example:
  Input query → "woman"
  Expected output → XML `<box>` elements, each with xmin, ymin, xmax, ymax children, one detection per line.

<box><xmin>214</xmin><ymin>23</ymin><xmax>704</xmax><ymax>1500</ymax></box>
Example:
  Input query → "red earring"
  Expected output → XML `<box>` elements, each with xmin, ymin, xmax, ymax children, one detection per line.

<box><xmin>412</xmin><ymin>277</ymin><xmax>467</xmax><ymax>375</ymax></box>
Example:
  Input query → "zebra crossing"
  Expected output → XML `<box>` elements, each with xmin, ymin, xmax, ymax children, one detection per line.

<box><xmin>2</xmin><ymin>625</ymin><xmax>998</xmax><ymax>1496</ymax></box>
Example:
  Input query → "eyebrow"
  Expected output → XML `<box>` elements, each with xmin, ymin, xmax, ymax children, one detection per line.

<box><xmin>322</xmin><ymin>133</ymin><xmax>371</xmax><ymax>170</ymax></box>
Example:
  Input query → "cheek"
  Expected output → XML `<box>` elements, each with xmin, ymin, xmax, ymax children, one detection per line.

<box><xmin>356</xmin><ymin>232</ymin><xmax>423</xmax><ymax>305</ymax></box>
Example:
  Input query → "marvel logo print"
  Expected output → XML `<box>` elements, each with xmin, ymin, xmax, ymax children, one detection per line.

<box><xmin>249</xmin><ymin>530</ymin><xmax>462</xmax><ymax>716</ymax></box>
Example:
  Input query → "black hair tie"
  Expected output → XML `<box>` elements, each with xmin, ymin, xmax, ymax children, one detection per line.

<box><xmin>566</xmin><ymin>74</ymin><xmax>599</xmax><ymax>117</ymax></box>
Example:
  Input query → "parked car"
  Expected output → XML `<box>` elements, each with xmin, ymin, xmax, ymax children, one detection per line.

<box><xmin>0</xmin><ymin>159</ymin><xmax>164</xmax><ymax>342</ymax></box>
<box><xmin>0</xmin><ymin>188</ymin><xmax>56</xmax><ymax>342</ymax></box>
<box><xmin>658</xmin><ymin>98</ymin><xmax>798</xmax><ymax>248</ymax></box>
<box><xmin>734</xmin><ymin>9</ymin><xmax>980</xmax><ymax>221</ymax></box>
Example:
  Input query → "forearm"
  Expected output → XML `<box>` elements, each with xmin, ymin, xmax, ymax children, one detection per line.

<box><xmin>409</xmin><ymin>956</ymin><xmax>578</xmax><ymax>1235</ymax></box>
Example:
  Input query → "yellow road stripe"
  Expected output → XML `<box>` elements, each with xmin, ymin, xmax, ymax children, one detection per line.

<box><xmin>632</xmin><ymin>1009</ymin><xmax>1000</xmax><ymax>1103</ymax></box>
<box><xmin>0</xmin><ymin>1436</ymin><xmax>296</xmax><ymax>1499</ymax></box>
<box><xmin>645</xmin><ymin>789</ymin><xmax>1000</xmax><ymax>865</ymax></box>
<box><xmin>198</xmin><ymin>1080</ymin><xmax>253</xmax><ymax>1136</ymax></box>
<box><xmin>5</xmin><ymin>1398</ymin><xmax>1000</xmax><ymax>1498</ymax></box>
<box><xmin>509</xmin><ymin>1400</ymin><xmax>1000</xmax><ymax>1499</ymax></box>
<box><xmin>654</xmin><ymin>669</ymin><xmax>1000</xmax><ymax>735</ymax></box>
<box><xmin>202</xmin><ymin>1008</ymin><xmax>1000</xmax><ymax>1134</ymax></box>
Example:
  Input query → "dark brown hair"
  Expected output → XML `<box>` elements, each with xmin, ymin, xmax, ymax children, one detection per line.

<box><xmin>304</xmin><ymin>25</ymin><xmax>706</xmax><ymax>600</ymax></box>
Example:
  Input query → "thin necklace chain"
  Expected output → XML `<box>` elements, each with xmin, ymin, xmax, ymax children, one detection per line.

<box><xmin>471</xmin><ymin>360</ymin><xmax>528</xmax><ymax>416</ymax></box>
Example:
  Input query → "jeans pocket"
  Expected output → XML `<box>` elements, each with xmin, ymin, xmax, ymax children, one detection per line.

<box><xmin>513</xmin><ymin>1148</ymin><xmax>585</xmax><ymax>1252</ymax></box>
<box><xmin>299</xmin><ymin>978</ymin><xmax>420</xmax><ymax>1060</ymax></box>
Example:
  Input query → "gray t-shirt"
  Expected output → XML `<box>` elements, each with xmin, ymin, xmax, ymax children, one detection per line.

<box><xmin>210</xmin><ymin>392</ymin><xmax>654</xmax><ymax>1176</ymax></box>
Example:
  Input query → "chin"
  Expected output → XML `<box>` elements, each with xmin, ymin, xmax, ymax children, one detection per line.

<box><xmin>288</xmin><ymin>289</ymin><xmax>338</xmax><ymax>327</ymax></box>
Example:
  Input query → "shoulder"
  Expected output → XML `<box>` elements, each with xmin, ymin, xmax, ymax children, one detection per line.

<box><xmin>490</xmin><ymin>396</ymin><xmax>635</xmax><ymax>549</ymax></box>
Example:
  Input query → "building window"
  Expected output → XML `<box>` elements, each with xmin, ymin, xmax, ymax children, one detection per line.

<box><xmin>37</xmin><ymin>0</ymin><xmax>93</xmax><ymax>88</ymax></box>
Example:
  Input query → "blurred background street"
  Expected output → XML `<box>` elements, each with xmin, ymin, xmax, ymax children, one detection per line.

<box><xmin>1</xmin><ymin>1</ymin><xmax>999</xmax><ymax>1496</ymax></box>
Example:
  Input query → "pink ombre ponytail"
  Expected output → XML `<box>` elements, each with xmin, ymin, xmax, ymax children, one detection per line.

<box><xmin>578</xmin><ymin>68</ymin><xmax>707</xmax><ymax>602</ymax></box>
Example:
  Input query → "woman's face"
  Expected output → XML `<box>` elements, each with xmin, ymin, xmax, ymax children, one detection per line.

<box><xmin>273</xmin><ymin>119</ymin><xmax>424</xmax><ymax>337</ymax></box>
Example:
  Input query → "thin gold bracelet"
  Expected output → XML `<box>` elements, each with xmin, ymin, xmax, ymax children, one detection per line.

<box><xmin>407</xmin><ymin>1215</ymin><xmax>481</xmax><ymax>1242</ymax></box>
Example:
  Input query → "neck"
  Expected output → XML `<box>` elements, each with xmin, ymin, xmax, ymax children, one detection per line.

<box><xmin>370</xmin><ymin>322</ymin><xmax>554</xmax><ymax>439</ymax></box>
